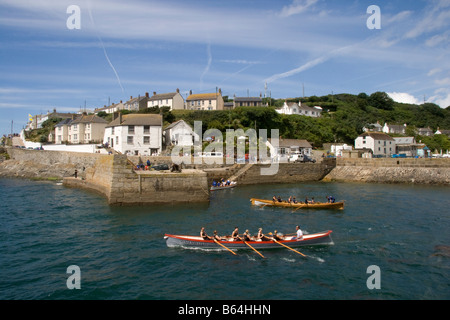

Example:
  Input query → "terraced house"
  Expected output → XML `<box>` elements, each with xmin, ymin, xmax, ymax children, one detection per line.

<box><xmin>186</xmin><ymin>89</ymin><xmax>224</xmax><ymax>110</ymax></box>
<box><xmin>67</xmin><ymin>114</ymin><xmax>108</xmax><ymax>144</ymax></box>
<box><xmin>104</xmin><ymin>113</ymin><xmax>162</xmax><ymax>156</ymax></box>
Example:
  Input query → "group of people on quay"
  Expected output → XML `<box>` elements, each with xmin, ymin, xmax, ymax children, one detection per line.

<box><xmin>211</xmin><ymin>178</ymin><xmax>235</xmax><ymax>187</ymax></box>
<box><xmin>200</xmin><ymin>226</ymin><xmax>303</xmax><ymax>242</ymax></box>
<box><xmin>272</xmin><ymin>195</ymin><xmax>336</xmax><ymax>204</ymax></box>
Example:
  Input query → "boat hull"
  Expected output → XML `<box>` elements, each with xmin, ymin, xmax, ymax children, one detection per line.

<box><xmin>164</xmin><ymin>230</ymin><xmax>333</xmax><ymax>250</ymax></box>
<box><xmin>250</xmin><ymin>198</ymin><xmax>344</xmax><ymax>210</ymax></box>
<box><xmin>210</xmin><ymin>184</ymin><xmax>236</xmax><ymax>191</ymax></box>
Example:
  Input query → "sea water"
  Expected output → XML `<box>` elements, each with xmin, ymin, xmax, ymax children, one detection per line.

<box><xmin>0</xmin><ymin>178</ymin><xmax>449</xmax><ymax>300</ymax></box>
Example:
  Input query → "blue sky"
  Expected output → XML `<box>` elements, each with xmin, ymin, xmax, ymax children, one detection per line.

<box><xmin>1</xmin><ymin>0</ymin><xmax>450</xmax><ymax>135</ymax></box>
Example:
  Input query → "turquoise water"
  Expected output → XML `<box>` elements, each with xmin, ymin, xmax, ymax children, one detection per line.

<box><xmin>0</xmin><ymin>178</ymin><xmax>449</xmax><ymax>300</ymax></box>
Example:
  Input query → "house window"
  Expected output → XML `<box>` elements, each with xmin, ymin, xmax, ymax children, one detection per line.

<box><xmin>144</xmin><ymin>126</ymin><xmax>150</xmax><ymax>134</ymax></box>
<box><xmin>143</xmin><ymin>136</ymin><xmax>150</xmax><ymax>144</ymax></box>
<box><xmin>111</xmin><ymin>127</ymin><xmax>114</xmax><ymax>135</ymax></box>
<box><xmin>116</xmin><ymin>137</ymin><xmax>119</xmax><ymax>145</ymax></box>
<box><xmin>128</xmin><ymin>126</ymin><xmax>135</xmax><ymax>134</ymax></box>
<box><xmin>73</xmin><ymin>124</ymin><xmax>77</xmax><ymax>130</ymax></box>
<box><xmin>73</xmin><ymin>134</ymin><xmax>77</xmax><ymax>140</ymax></box>
<box><xmin>127</xmin><ymin>136</ymin><xmax>133</xmax><ymax>144</ymax></box>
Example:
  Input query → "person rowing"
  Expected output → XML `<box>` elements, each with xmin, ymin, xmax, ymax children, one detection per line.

<box><xmin>200</xmin><ymin>227</ymin><xmax>212</xmax><ymax>240</ymax></box>
<box><xmin>243</xmin><ymin>229</ymin><xmax>252</xmax><ymax>242</ymax></box>
<box><xmin>256</xmin><ymin>228</ymin><xmax>270</xmax><ymax>241</ymax></box>
<box><xmin>213</xmin><ymin>230</ymin><xmax>225</xmax><ymax>241</ymax></box>
<box><xmin>271</xmin><ymin>230</ymin><xmax>283</xmax><ymax>241</ymax></box>
<box><xmin>231</xmin><ymin>227</ymin><xmax>240</xmax><ymax>241</ymax></box>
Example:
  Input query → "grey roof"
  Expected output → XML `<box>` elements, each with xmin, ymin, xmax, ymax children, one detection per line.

<box><xmin>164</xmin><ymin>120</ymin><xmax>192</xmax><ymax>131</ymax></box>
<box><xmin>234</xmin><ymin>97</ymin><xmax>262</xmax><ymax>102</ymax></box>
<box><xmin>71</xmin><ymin>114</ymin><xmax>108</xmax><ymax>124</ymax></box>
<box><xmin>394</xmin><ymin>137</ymin><xmax>416</xmax><ymax>144</ymax></box>
<box><xmin>149</xmin><ymin>92</ymin><xmax>179</xmax><ymax>101</ymax></box>
<box><xmin>107</xmin><ymin>114</ymin><xmax>162</xmax><ymax>127</ymax></box>
<box><xmin>358</xmin><ymin>132</ymin><xmax>395</xmax><ymax>141</ymax></box>
<box><xmin>269</xmin><ymin>138</ymin><xmax>312</xmax><ymax>148</ymax></box>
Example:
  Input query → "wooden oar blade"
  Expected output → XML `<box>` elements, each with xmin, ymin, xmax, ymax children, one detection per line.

<box><xmin>273</xmin><ymin>240</ymin><xmax>307</xmax><ymax>257</ymax></box>
<box><xmin>214</xmin><ymin>239</ymin><xmax>237</xmax><ymax>255</ymax></box>
<box><xmin>244</xmin><ymin>241</ymin><xmax>265</xmax><ymax>259</ymax></box>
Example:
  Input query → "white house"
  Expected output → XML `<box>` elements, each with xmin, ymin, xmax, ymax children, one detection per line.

<box><xmin>383</xmin><ymin>123</ymin><xmax>407</xmax><ymax>134</ymax></box>
<box><xmin>355</xmin><ymin>132</ymin><xmax>396</xmax><ymax>157</ymax></box>
<box><xmin>267</xmin><ymin>138</ymin><xmax>313</xmax><ymax>162</ymax></box>
<box><xmin>104</xmin><ymin>113</ymin><xmax>162</xmax><ymax>156</ymax></box>
<box><xmin>147</xmin><ymin>89</ymin><xmax>185</xmax><ymax>110</ymax></box>
<box><xmin>276</xmin><ymin>101</ymin><xmax>322</xmax><ymax>117</ymax></box>
<box><xmin>164</xmin><ymin>120</ymin><xmax>199</xmax><ymax>147</ymax></box>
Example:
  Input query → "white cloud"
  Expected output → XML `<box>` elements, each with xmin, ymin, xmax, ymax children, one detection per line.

<box><xmin>387</xmin><ymin>92</ymin><xmax>421</xmax><ymax>105</ymax></box>
<box><xmin>427</xmin><ymin>68</ymin><xmax>442</xmax><ymax>77</ymax></box>
<box><xmin>279</xmin><ymin>0</ymin><xmax>318</xmax><ymax>17</ymax></box>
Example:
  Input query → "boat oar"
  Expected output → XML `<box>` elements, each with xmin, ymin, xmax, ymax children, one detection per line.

<box><xmin>214</xmin><ymin>239</ymin><xmax>237</xmax><ymax>255</ymax></box>
<box><xmin>272</xmin><ymin>239</ymin><xmax>307</xmax><ymax>257</ymax></box>
<box><xmin>244</xmin><ymin>241</ymin><xmax>265</xmax><ymax>259</ymax></box>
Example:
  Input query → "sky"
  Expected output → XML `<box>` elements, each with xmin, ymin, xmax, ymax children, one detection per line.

<box><xmin>1</xmin><ymin>0</ymin><xmax>450</xmax><ymax>135</ymax></box>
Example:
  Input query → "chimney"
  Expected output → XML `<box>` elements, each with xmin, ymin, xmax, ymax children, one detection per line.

<box><xmin>218</xmin><ymin>88</ymin><xmax>222</xmax><ymax>95</ymax></box>
<box><xmin>153</xmin><ymin>91</ymin><xmax>156</xmax><ymax>96</ymax></box>
<box><xmin>145</xmin><ymin>92</ymin><xmax>149</xmax><ymax>98</ymax></box>
<box><xmin>130</xmin><ymin>96</ymin><xmax>133</xmax><ymax>100</ymax></box>
<box><xmin>189</xmin><ymin>90</ymin><xmax>192</xmax><ymax>95</ymax></box>
<box><xmin>176</xmin><ymin>88</ymin><xmax>179</xmax><ymax>93</ymax></box>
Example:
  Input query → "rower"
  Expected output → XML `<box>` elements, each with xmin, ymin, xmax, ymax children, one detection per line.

<box><xmin>243</xmin><ymin>230</ymin><xmax>252</xmax><ymax>241</ymax></box>
<box><xmin>256</xmin><ymin>228</ymin><xmax>269</xmax><ymax>241</ymax></box>
<box><xmin>231</xmin><ymin>227</ymin><xmax>240</xmax><ymax>241</ymax></box>
<box><xmin>213</xmin><ymin>230</ymin><xmax>224</xmax><ymax>241</ymax></box>
<box><xmin>272</xmin><ymin>230</ymin><xmax>283</xmax><ymax>241</ymax></box>
<box><xmin>272</xmin><ymin>196</ymin><xmax>277</xmax><ymax>202</ymax></box>
<box><xmin>200</xmin><ymin>227</ymin><xmax>212</xmax><ymax>240</ymax></box>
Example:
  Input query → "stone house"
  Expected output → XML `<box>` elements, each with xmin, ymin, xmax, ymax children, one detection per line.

<box><xmin>68</xmin><ymin>114</ymin><xmax>108</xmax><ymax>144</ymax></box>
<box><xmin>233</xmin><ymin>96</ymin><xmax>263</xmax><ymax>107</ymax></box>
<box><xmin>355</xmin><ymin>132</ymin><xmax>396</xmax><ymax>157</ymax></box>
<box><xmin>104</xmin><ymin>113</ymin><xmax>162</xmax><ymax>156</ymax></box>
<box><xmin>124</xmin><ymin>93</ymin><xmax>150</xmax><ymax>111</ymax></box>
<box><xmin>147</xmin><ymin>89</ymin><xmax>185</xmax><ymax>110</ymax></box>
<box><xmin>186</xmin><ymin>89</ymin><xmax>224</xmax><ymax>110</ymax></box>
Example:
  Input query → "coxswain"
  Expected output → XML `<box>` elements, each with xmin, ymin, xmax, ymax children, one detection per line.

<box><xmin>295</xmin><ymin>225</ymin><xmax>304</xmax><ymax>241</ymax></box>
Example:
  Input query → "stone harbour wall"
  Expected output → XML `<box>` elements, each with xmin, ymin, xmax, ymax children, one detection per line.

<box><xmin>323</xmin><ymin>158</ymin><xmax>450</xmax><ymax>185</ymax></box>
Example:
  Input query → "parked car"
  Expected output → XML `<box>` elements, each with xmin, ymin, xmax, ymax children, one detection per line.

<box><xmin>291</xmin><ymin>153</ymin><xmax>316</xmax><ymax>163</ymax></box>
<box><xmin>300</xmin><ymin>155</ymin><xmax>316</xmax><ymax>163</ymax></box>
<box><xmin>151</xmin><ymin>164</ymin><xmax>169</xmax><ymax>171</ymax></box>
